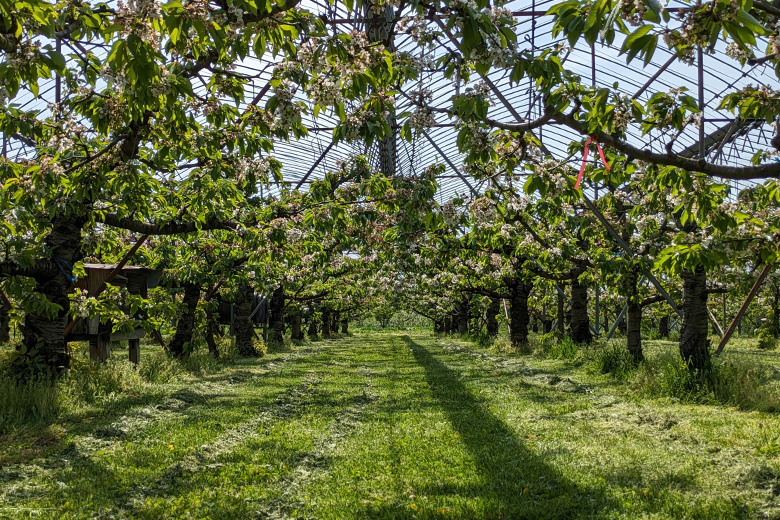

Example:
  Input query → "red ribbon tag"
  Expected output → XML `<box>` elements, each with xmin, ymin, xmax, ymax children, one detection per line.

<box><xmin>575</xmin><ymin>136</ymin><xmax>610</xmax><ymax>190</ymax></box>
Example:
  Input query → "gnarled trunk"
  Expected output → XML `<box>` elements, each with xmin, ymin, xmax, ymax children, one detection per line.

<box><xmin>625</xmin><ymin>268</ymin><xmax>644</xmax><ymax>363</ymax></box>
<box><xmin>321</xmin><ymin>308</ymin><xmax>331</xmax><ymax>336</ymax></box>
<box><xmin>680</xmin><ymin>267</ymin><xmax>710</xmax><ymax>372</ymax></box>
<box><xmin>289</xmin><ymin>308</ymin><xmax>304</xmax><ymax>341</ymax></box>
<box><xmin>457</xmin><ymin>296</ymin><xmax>469</xmax><ymax>335</ymax></box>
<box><xmin>234</xmin><ymin>285</ymin><xmax>257</xmax><ymax>356</ymax></box>
<box><xmin>269</xmin><ymin>286</ymin><xmax>285</xmax><ymax>344</ymax></box>
<box><xmin>569</xmin><ymin>271</ymin><xmax>592</xmax><ymax>344</ymax></box>
<box><xmin>0</xmin><ymin>304</ymin><xmax>9</xmax><ymax>343</ymax></box>
<box><xmin>307</xmin><ymin>307</ymin><xmax>319</xmax><ymax>338</ymax></box>
<box><xmin>331</xmin><ymin>311</ymin><xmax>340</xmax><ymax>334</ymax></box>
<box><xmin>659</xmin><ymin>315</ymin><xmax>670</xmax><ymax>338</ymax></box>
<box><xmin>509</xmin><ymin>279</ymin><xmax>533</xmax><ymax>349</ymax></box>
<box><xmin>486</xmin><ymin>298</ymin><xmax>500</xmax><ymax>337</ymax></box>
<box><xmin>168</xmin><ymin>282</ymin><xmax>200</xmax><ymax>358</ymax></box>
<box><xmin>24</xmin><ymin>216</ymin><xmax>86</xmax><ymax>374</ymax></box>
<box><xmin>433</xmin><ymin>319</ymin><xmax>444</xmax><ymax>334</ymax></box>
<box><xmin>771</xmin><ymin>285</ymin><xmax>780</xmax><ymax>338</ymax></box>
<box><xmin>205</xmin><ymin>307</ymin><xmax>220</xmax><ymax>357</ymax></box>
<box><xmin>557</xmin><ymin>287</ymin><xmax>565</xmax><ymax>334</ymax></box>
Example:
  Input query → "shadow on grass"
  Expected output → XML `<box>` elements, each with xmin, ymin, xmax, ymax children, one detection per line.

<box><xmin>371</xmin><ymin>336</ymin><xmax>614</xmax><ymax>519</ymax></box>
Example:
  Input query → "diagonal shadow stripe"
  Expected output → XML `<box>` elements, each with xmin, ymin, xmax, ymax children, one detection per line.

<box><xmin>401</xmin><ymin>335</ymin><xmax>612</xmax><ymax>519</ymax></box>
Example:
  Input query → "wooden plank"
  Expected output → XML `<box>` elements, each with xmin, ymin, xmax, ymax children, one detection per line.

<box><xmin>109</xmin><ymin>328</ymin><xmax>146</xmax><ymax>341</ymax></box>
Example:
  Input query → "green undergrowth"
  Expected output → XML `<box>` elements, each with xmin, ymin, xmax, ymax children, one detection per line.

<box><xmin>0</xmin><ymin>332</ymin><xmax>779</xmax><ymax>519</ymax></box>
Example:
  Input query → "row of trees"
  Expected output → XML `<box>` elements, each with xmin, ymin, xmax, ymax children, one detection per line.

<box><xmin>1</xmin><ymin>0</ymin><xmax>780</xmax><ymax>376</ymax></box>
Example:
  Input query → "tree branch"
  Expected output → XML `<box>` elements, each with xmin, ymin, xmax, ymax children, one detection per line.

<box><xmin>554</xmin><ymin>112</ymin><xmax>780</xmax><ymax>180</ymax></box>
<box><xmin>98</xmin><ymin>214</ymin><xmax>240</xmax><ymax>235</ymax></box>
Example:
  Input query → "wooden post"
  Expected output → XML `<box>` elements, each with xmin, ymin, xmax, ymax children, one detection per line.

<box><xmin>89</xmin><ymin>333</ymin><xmax>111</xmax><ymax>362</ymax></box>
<box><xmin>715</xmin><ymin>264</ymin><xmax>772</xmax><ymax>355</ymax></box>
<box><xmin>129</xmin><ymin>338</ymin><xmax>140</xmax><ymax>364</ymax></box>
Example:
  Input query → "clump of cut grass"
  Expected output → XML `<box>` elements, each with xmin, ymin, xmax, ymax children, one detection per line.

<box><xmin>636</xmin><ymin>350</ymin><xmax>780</xmax><ymax>412</ymax></box>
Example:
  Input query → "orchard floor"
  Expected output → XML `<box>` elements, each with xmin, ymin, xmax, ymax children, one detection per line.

<box><xmin>1</xmin><ymin>332</ymin><xmax>780</xmax><ymax>519</ymax></box>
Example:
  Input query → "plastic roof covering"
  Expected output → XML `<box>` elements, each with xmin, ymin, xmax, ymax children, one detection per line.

<box><xmin>2</xmin><ymin>0</ymin><xmax>775</xmax><ymax>203</ymax></box>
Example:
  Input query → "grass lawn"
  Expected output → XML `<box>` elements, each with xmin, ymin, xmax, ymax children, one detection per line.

<box><xmin>1</xmin><ymin>332</ymin><xmax>779</xmax><ymax>519</ymax></box>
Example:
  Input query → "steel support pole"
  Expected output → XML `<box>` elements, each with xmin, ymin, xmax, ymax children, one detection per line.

<box><xmin>715</xmin><ymin>264</ymin><xmax>772</xmax><ymax>355</ymax></box>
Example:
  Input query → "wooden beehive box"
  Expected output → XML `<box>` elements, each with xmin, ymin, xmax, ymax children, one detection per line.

<box><xmin>68</xmin><ymin>264</ymin><xmax>162</xmax><ymax>361</ymax></box>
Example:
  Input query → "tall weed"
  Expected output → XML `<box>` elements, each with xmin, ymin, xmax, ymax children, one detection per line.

<box><xmin>637</xmin><ymin>351</ymin><xmax>780</xmax><ymax>412</ymax></box>
<box><xmin>592</xmin><ymin>343</ymin><xmax>636</xmax><ymax>381</ymax></box>
<box><xmin>0</xmin><ymin>375</ymin><xmax>59</xmax><ymax>432</ymax></box>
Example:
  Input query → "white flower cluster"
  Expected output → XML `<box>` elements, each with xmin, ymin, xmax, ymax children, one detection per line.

<box><xmin>228</xmin><ymin>6</ymin><xmax>244</xmax><ymax>27</ymax></box>
<box><xmin>725</xmin><ymin>42</ymin><xmax>752</xmax><ymax>62</ymax></box>
<box><xmin>397</xmin><ymin>15</ymin><xmax>428</xmax><ymax>44</ymax></box>
<box><xmin>310</xmin><ymin>76</ymin><xmax>342</xmax><ymax>106</ymax></box>
<box><xmin>235</xmin><ymin>156</ymin><xmax>273</xmax><ymax>183</ymax></box>
<box><xmin>5</xmin><ymin>41</ymin><xmax>40</xmax><ymax>70</ymax></box>
<box><xmin>116</xmin><ymin>0</ymin><xmax>163</xmax><ymax>50</ymax></box>
<box><xmin>612</xmin><ymin>93</ymin><xmax>633</xmax><ymax>133</ymax></box>
<box><xmin>470</xmin><ymin>197</ymin><xmax>496</xmax><ymax>224</ymax></box>
<box><xmin>285</xmin><ymin>227</ymin><xmax>305</xmax><ymax>244</ymax></box>
<box><xmin>369</xmin><ymin>0</ymin><xmax>401</xmax><ymax>15</ymax></box>
<box><xmin>409</xmin><ymin>107</ymin><xmax>436</xmax><ymax>131</ymax></box>
<box><xmin>271</xmin><ymin>81</ymin><xmax>302</xmax><ymax>132</ymax></box>
<box><xmin>71</xmin><ymin>289</ymin><xmax>92</xmax><ymax>319</ymax></box>
<box><xmin>100</xmin><ymin>63</ymin><xmax>129</xmax><ymax>89</ymax></box>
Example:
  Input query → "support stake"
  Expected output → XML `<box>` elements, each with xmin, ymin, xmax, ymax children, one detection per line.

<box><xmin>715</xmin><ymin>264</ymin><xmax>772</xmax><ymax>355</ymax></box>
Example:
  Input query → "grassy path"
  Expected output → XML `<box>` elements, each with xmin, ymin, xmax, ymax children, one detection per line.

<box><xmin>1</xmin><ymin>333</ymin><xmax>779</xmax><ymax>519</ymax></box>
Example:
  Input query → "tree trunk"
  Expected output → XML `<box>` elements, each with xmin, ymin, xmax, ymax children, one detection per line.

<box><xmin>0</xmin><ymin>304</ymin><xmax>9</xmax><ymax>343</ymax></box>
<box><xmin>340</xmin><ymin>317</ymin><xmax>348</xmax><ymax>334</ymax></box>
<box><xmin>625</xmin><ymin>268</ymin><xmax>644</xmax><ymax>363</ymax></box>
<box><xmin>486</xmin><ymin>298</ymin><xmax>500</xmax><ymax>337</ymax></box>
<box><xmin>433</xmin><ymin>319</ymin><xmax>444</xmax><ymax>334</ymax></box>
<box><xmin>168</xmin><ymin>282</ymin><xmax>200</xmax><ymax>358</ymax></box>
<box><xmin>446</xmin><ymin>312</ymin><xmax>457</xmax><ymax>334</ymax></box>
<box><xmin>659</xmin><ymin>315</ymin><xmax>670</xmax><ymax>338</ymax></box>
<box><xmin>509</xmin><ymin>279</ymin><xmax>533</xmax><ymax>349</ymax></box>
<box><xmin>308</xmin><ymin>308</ymin><xmax>319</xmax><ymax>338</ymax></box>
<box><xmin>331</xmin><ymin>311</ymin><xmax>340</xmax><ymax>334</ymax></box>
<box><xmin>23</xmin><ymin>217</ymin><xmax>87</xmax><ymax>374</ymax></box>
<box><xmin>569</xmin><ymin>271</ymin><xmax>592</xmax><ymax>344</ymax></box>
<box><xmin>543</xmin><ymin>319</ymin><xmax>552</xmax><ymax>334</ymax></box>
<box><xmin>321</xmin><ymin>308</ymin><xmax>331</xmax><ymax>336</ymax></box>
<box><xmin>289</xmin><ymin>308</ymin><xmax>304</xmax><ymax>341</ymax></box>
<box><xmin>205</xmin><ymin>307</ymin><xmax>220</xmax><ymax>357</ymax></box>
<box><xmin>457</xmin><ymin>296</ymin><xmax>469</xmax><ymax>335</ymax></box>
<box><xmin>680</xmin><ymin>267</ymin><xmax>711</xmax><ymax>372</ymax></box>
<box><xmin>557</xmin><ymin>287</ymin><xmax>565</xmax><ymax>334</ymax></box>
<box><xmin>234</xmin><ymin>285</ymin><xmax>257</xmax><ymax>356</ymax></box>
<box><xmin>269</xmin><ymin>286</ymin><xmax>285</xmax><ymax>344</ymax></box>
<box><xmin>771</xmin><ymin>285</ymin><xmax>780</xmax><ymax>338</ymax></box>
